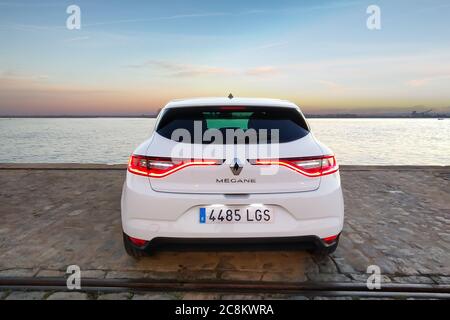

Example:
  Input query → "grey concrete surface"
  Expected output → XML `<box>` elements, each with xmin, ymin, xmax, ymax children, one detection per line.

<box><xmin>0</xmin><ymin>165</ymin><xmax>449</xmax><ymax>300</ymax></box>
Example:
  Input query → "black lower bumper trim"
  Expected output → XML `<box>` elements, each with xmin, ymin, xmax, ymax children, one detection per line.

<box><xmin>145</xmin><ymin>235</ymin><xmax>330</xmax><ymax>252</ymax></box>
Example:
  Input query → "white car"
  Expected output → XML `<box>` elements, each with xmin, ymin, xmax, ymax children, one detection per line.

<box><xmin>121</xmin><ymin>97</ymin><xmax>344</xmax><ymax>257</ymax></box>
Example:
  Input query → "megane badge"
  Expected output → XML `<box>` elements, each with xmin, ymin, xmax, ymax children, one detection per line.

<box><xmin>230</xmin><ymin>158</ymin><xmax>243</xmax><ymax>176</ymax></box>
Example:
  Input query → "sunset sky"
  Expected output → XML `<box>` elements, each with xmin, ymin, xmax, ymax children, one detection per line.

<box><xmin>1</xmin><ymin>0</ymin><xmax>450</xmax><ymax>115</ymax></box>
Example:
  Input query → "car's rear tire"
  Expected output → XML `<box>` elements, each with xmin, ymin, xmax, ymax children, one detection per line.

<box><xmin>310</xmin><ymin>238</ymin><xmax>339</xmax><ymax>256</ymax></box>
<box><xmin>123</xmin><ymin>233</ymin><xmax>147</xmax><ymax>258</ymax></box>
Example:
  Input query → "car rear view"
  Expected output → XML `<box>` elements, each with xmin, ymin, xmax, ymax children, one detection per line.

<box><xmin>121</xmin><ymin>98</ymin><xmax>344</xmax><ymax>257</ymax></box>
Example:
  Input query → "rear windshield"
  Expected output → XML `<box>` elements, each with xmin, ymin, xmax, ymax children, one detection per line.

<box><xmin>156</xmin><ymin>106</ymin><xmax>309</xmax><ymax>144</ymax></box>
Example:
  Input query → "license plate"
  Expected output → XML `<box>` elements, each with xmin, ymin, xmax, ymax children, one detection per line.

<box><xmin>199</xmin><ymin>206</ymin><xmax>274</xmax><ymax>224</ymax></box>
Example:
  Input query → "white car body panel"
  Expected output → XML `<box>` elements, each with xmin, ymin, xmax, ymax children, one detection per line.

<box><xmin>122</xmin><ymin>172</ymin><xmax>344</xmax><ymax>240</ymax></box>
<box><xmin>121</xmin><ymin>97</ymin><xmax>344</xmax><ymax>245</ymax></box>
<box><xmin>146</xmin><ymin>132</ymin><xmax>323</xmax><ymax>194</ymax></box>
<box><xmin>164</xmin><ymin>97</ymin><xmax>300</xmax><ymax>110</ymax></box>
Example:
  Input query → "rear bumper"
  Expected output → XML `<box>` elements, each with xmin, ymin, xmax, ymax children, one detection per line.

<box><xmin>121</xmin><ymin>172</ymin><xmax>344</xmax><ymax>242</ymax></box>
<box><xmin>125</xmin><ymin>233</ymin><xmax>340</xmax><ymax>252</ymax></box>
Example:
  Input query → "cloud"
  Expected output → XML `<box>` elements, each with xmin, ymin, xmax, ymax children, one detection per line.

<box><xmin>317</xmin><ymin>80</ymin><xmax>346</xmax><ymax>92</ymax></box>
<box><xmin>0</xmin><ymin>72</ymin><xmax>49</xmax><ymax>84</ymax></box>
<box><xmin>406</xmin><ymin>75</ymin><xmax>450</xmax><ymax>87</ymax></box>
<box><xmin>407</xmin><ymin>79</ymin><xmax>431</xmax><ymax>87</ymax></box>
<box><xmin>83</xmin><ymin>12</ymin><xmax>228</xmax><ymax>28</ymax></box>
<box><xmin>0</xmin><ymin>11</ymin><xmax>228</xmax><ymax>32</ymax></box>
<box><xmin>246</xmin><ymin>66</ymin><xmax>280</xmax><ymax>77</ymax></box>
<box><xmin>64</xmin><ymin>36</ymin><xmax>90</xmax><ymax>42</ymax></box>
<box><xmin>131</xmin><ymin>60</ymin><xmax>236</xmax><ymax>77</ymax></box>
<box><xmin>305</xmin><ymin>1</ymin><xmax>361</xmax><ymax>11</ymax></box>
<box><xmin>174</xmin><ymin>66</ymin><xmax>234</xmax><ymax>77</ymax></box>
<box><xmin>236</xmin><ymin>1</ymin><xmax>360</xmax><ymax>16</ymax></box>
<box><xmin>245</xmin><ymin>42</ymin><xmax>289</xmax><ymax>52</ymax></box>
<box><xmin>257</xmin><ymin>42</ymin><xmax>287</xmax><ymax>49</ymax></box>
<box><xmin>129</xmin><ymin>60</ymin><xmax>285</xmax><ymax>78</ymax></box>
<box><xmin>0</xmin><ymin>1</ymin><xmax>61</xmax><ymax>7</ymax></box>
<box><xmin>0</xmin><ymin>23</ymin><xmax>60</xmax><ymax>32</ymax></box>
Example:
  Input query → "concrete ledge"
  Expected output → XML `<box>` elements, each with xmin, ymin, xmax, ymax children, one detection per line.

<box><xmin>0</xmin><ymin>163</ymin><xmax>449</xmax><ymax>171</ymax></box>
<box><xmin>0</xmin><ymin>163</ymin><xmax>127</xmax><ymax>170</ymax></box>
<box><xmin>340</xmin><ymin>165</ymin><xmax>450</xmax><ymax>171</ymax></box>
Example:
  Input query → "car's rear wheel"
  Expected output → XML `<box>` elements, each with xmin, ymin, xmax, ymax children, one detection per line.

<box><xmin>123</xmin><ymin>233</ymin><xmax>148</xmax><ymax>258</ymax></box>
<box><xmin>310</xmin><ymin>238</ymin><xmax>339</xmax><ymax>256</ymax></box>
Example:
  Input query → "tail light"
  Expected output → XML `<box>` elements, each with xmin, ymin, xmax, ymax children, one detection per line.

<box><xmin>128</xmin><ymin>155</ymin><xmax>221</xmax><ymax>178</ymax></box>
<box><xmin>255</xmin><ymin>155</ymin><xmax>338</xmax><ymax>177</ymax></box>
<box><xmin>322</xmin><ymin>234</ymin><xmax>339</xmax><ymax>244</ymax></box>
<box><xmin>129</xmin><ymin>236</ymin><xmax>148</xmax><ymax>247</ymax></box>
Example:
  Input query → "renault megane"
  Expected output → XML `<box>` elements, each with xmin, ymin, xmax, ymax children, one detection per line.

<box><xmin>121</xmin><ymin>97</ymin><xmax>344</xmax><ymax>257</ymax></box>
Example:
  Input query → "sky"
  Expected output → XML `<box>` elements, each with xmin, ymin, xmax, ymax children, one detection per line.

<box><xmin>0</xmin><ymin>0</ymin><xmax>449</xmax><ymax>115</ymax></box>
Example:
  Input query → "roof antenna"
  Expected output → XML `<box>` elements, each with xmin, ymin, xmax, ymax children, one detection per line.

<box><xmin>228</xmin><ymin>93</ymin><xmax>234</xmax><ymax>99</ymax></box>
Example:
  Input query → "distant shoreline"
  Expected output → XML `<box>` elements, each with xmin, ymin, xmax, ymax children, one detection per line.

<box><xmin>0</xmin><ymin>115</ymin><xmax>448</xmax><ymax>119</ymax></box>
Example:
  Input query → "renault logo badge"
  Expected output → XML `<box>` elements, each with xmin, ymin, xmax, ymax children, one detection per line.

<box><xmin>230</xmin><ymin>158</ymin><xmax>243</xmax><ymax>176</ymax></box>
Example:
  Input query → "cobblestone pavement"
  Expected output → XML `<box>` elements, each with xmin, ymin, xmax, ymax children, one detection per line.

<box><xmin>0</xmin><ymin>290</ymin><xmax>402</xmax><ymax>300</ymax></box>
<box><xmin>0</xmin><ymin>166</ymin><xmax>449</xmax><ymax>299</ymax></box>
<box><xmin>0</xmin><ymin>290</ymin><xmax>436</xmax><ymax>300</ymax></box>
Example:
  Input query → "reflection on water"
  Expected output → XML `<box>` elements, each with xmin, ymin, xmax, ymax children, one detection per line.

<box><xmin>0</xmin><ymin>118</ymin><xmax>448</xmax><ymax>165</ymax></box>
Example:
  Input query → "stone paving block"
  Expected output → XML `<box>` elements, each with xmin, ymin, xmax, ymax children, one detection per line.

<box><xmin>388</xmin><ymin>258</ymin><xmax>421</xmax><ymax>275</ymax></box>
<box><xmin>181</xmin><ymin>292</ymin><xmax>222</xmax><ymax>300</ymax></box>
<box><xmin>144</xmin><ymin>271</ymin><xmax>181</xmax><ymax>281</ymax></box>
<box><xmin>132</xmin><ymin>293</ymin><xmax>179</xmax><ymax>300</ymax></box>
<box><xmin>36</xmin><ymin>269</ymin><xmax>65</xmax><ymax>278</ymax></box>
<box><xmin>221</xmin><ymin>294</ymin><xmax>266</xmax><ymax>300</ymax></box>
<box><xmin>105</xmin><ymin>271</ymin><xmax>147</xmax><ymax>279</ymax></box>
<box><xmin>349</xmin><ymin>273</ymin><xmax>391</xmax><ymax>283</ymax></box>
<box><xmin>82</xmin><ymin>270</ymin><xmax>106</xmax><ymax>279</ymax></box>
<box><xmin>313</xmin><ymin>296</ymin><xmax>353</xmax><ymax>300</ymax></box>
<box><xmin>331</xmin><ymin>257</ymin><xmax>356</xmax><ymax>274</ymax></box>
<box><xmin>306</xmin><ymin>273</ymin><xmax>352</xmax><ymax>282</ymax></box>
<box><xmin>371</xmin><ymin>259</ymin><xmax>399</xmax><ymax>276</ymax></box>
<box><xmin>1</xmin><ymin>291</ymin><xmax>10</xmax><ymax>299</ymax></box>
<box><xmin>97</xmin><ymin>292</ymin><xmax>131</xmax><ymax>300</ymax></box>
<box><xmin>303</xmin><ymin>257</ymin><xmax>320</xmax><ymax>274</ymax></box>
<box><xmin>261</xmin><ymin>294</ymin><xmax>290</xmax><ymax>300</ymax></box>
<box><xmin>356</xmin><ymin>297</ymin><xmax>394</xmax><ymax>300</ymax></box>
<box><xmin>261</xmin><ymin>271</ymin><xmax>307</xmax><ymax>282</ymax></box>
<box><xmin>313</xmin><ymin>255</ymin><xmax>339</xmax><ymax>274</ymax></box>
<box><xmin>0</xmin><ymin>268</ymin><xmax>37</xmax><ymax>277</ymax></box>
<box><xmin>287</xmin><ymin>295</ymin><xmax>309</xmax><ymax>300</ymax></box>
<box><xmin>392</xmin><ymin>275</ymin><xmax>435</xmax><ymax>284</ymax></box>
<box><xmin>339</xmin><ymin>249</ymin><xmax>372</xmax><ymax>273</ymax></box>
<box><xmin>176</xmin><ymin>270</ymin><xmax>218</xmax><ymax>281</ymax></box>
<box><xmin>47</xmin><ymin>292</ymin><xmax>89</xmax><ymax>300</ymax></box>
<box><xmin>408</xmin><ymin>263</ymin><xmax>435</xmax><ymax>275</ymax></box>
<box><xmin>5</xmin><ymin>291</ymin><xmax>47</xmax><ymax>300</ymax></box>
<box><xmin>431</xmin><ymin>275</ymin><xmax>450</xmax><ymax>284</ymax></box>
<box><xmin>220</xmin><ymin>271</ymin><xmax>263</xmax><ymax>281</ymax></box>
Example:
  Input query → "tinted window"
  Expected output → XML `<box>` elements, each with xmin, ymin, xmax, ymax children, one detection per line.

<box><xmin>156</xmin><ymin>106</ymin><xmax>309</xmax><ymax>144</ymax></box>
